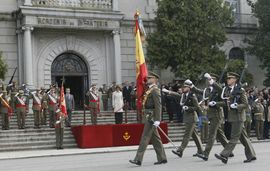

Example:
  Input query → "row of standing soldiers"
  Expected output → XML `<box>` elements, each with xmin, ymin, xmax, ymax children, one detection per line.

<box><xmin>1</xmin><ymin>81</ymin><xmax>61</xmax><ymax>130</ymax></box>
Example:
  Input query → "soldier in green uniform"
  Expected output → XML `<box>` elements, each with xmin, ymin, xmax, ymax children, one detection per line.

<box><xmin>15</xmin><ymin>90</ymin><xmax>28</xmax><ymax>129</ymax></box>
<box><xmin>7</xmin><ymin>81</ymin><xmax>18</xmax><ymax>113</ymax></box>
<box><xmin>253</xmin><ymin>96</ymin><xmax>265</xmax><ymax>140</ymax></box>
<box><xmin>55</xmin><ymin>109</ymin><xmax>66</xmax><ymax>149</ymax></box>
<box><xmin>0</xmin><ymin>90</ymin><xmax>11</xmax><ymax>130</ymax></box>
<box><xmin>47</xmin><ymin>87</ymin><xmax>58</xmax><ymax>128</ymax></box>
<box><xmin>215</xmin><ymin>72</ymin><xmax>256</xmax><ymax>164</ymax></box>
<box><xmin>30</xmin><ymin>90</ymin><xmax>42</xmax><ymax>128</ymax></box>
<box><xmin>129</xmin><ymin>72</ymin><xmax>167</xmax><ymax>166</ymax></box>
<box><xmin>163</xmin><ymin>79</ymin><xmax>203</xmax><ymax>158</ymax></box>
<box><xmin>86</xmin><ymin>84</ymin><xmax>99</xmax><ymax>125</ymax></box>
<box><xmin>40</xmin><ymin>87</ymin><xmax>48</xmax><ymax>125</ymax></box>
<box><xmin>191</xmin><ymin>73</ymin><xmax>232</xmax><ymax>161</ymax></box>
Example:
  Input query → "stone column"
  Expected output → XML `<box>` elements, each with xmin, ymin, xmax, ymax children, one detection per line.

<box><xmin>112</xmin><ymin>0</ymin><xmax>118</xmax><ymax>11</ymax></box>
<box><xmin>24</xmin><ymin>0</ymin><xmax>33</xmax><ymax>6</ymax></box>
<box><xmin>112</xmin><ymin>30</ymin><xmax>122</xmax><ymax>84</ymax></box>
<box><xmin>22</xmin><ymin>26</ymin><xmax>34</xmax><ymax>87</ymax></box>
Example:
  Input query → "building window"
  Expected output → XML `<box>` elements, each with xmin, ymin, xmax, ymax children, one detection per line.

<box><xmin>229</xmin><ymin>47</ymin><xmax>245</xmax><ymax>60</ymax></box>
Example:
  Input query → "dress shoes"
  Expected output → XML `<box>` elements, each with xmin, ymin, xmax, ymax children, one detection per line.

<box><xmin>129</xmin><ymin>160</ymin><xmax>141</xmax><ymax>166</ymax></box>
<box><xmin>215</xmin><ymin>154</ymin><xmax>228</xmax><ymax>164</ymax></box>
<box><xmin>172</xmin><ymin>149</ymin><xmax>183</xmax><ymax>158</ymax></box>
<box><xmin>154</xmin><ymin>160</ymin><xmax>167</xmax><ymax>165</ymax></box>
<box><xmin>197</xmin><ymin>153</ymin><xmax>208</xmax><ymax>161</ymax></box>
<box><xmin>244</xmin><ymin>157</ymin><xmax>256</xmax><ymax>163</ymax></box>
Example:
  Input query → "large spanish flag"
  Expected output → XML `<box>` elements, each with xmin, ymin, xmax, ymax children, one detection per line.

<box><xmin>134</xmin><ymin>11</ymin><xmax>148</xmax><ymax>111</ymax></box>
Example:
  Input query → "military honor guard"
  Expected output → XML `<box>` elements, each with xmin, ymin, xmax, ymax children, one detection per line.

<box><xmin>253</xmin><ymin>96</ymin><xmax>265</xmax><ymax>140</ymax></box>
<box><xmin>129</xmin><ymin>72</ymin><xmax>167</xmax><ymax>166</ymax></box>
<box><xmin>48</xmin><ymin>87</ymin><xmax>58</xmax><ymax>128</ymax></box>
<box><xmin>55</xmin><ymin>109</ymin><xmax>66</xmax><ymax>149</ymax></box>
<box><xmin>215</xmin><ymin>72</ymin><xmax>256</xmax><ymax>164</ymax></box>
<box><xmin>15</xmin><ymin>90</ymin><xmax>28</xmax><ymax>129</ymax></box>
<box><xmin>0</xmin><ymin>90</ymin><xmax>11</xmax><ymax>130</ymax></box>
<box><xmin>40</xmin><ymin>87</ymin><xmax>48</xmax><ymax>125</ymax></box>
<box><xmin>189</xmin><ymin>73</ymin><xmax>232</xmax><ymax>161</ymax></box>
<box><xmin>30</xmin><ymin>90</ymin><xmax>42</xmax><ymax>128</ymax></box>
<box><xmin>86</xmin><ymin>84</ymin><xmax>100</xmax><ymax>125</ymax></box>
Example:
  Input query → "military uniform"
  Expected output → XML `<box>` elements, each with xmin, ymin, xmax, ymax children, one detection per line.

<box><xmin>15</xmin><ymin>90</ymin><xmax>28</xmax><ymax>129</ymax></box>
<box><xmin>245</xmin><ymin>105</ymin><xmax>252</xmax><ymax>138</ymax></box>
<box><xmin>55</xmin><ymin>109</ymin><xmax>66</xmax><ymax>149</ymax></box>
<box><xmin>31</xmin><ymin>92</ymin><xmax>42</xmax><ymax>128</ymax></box>
<box><xmin>168</xmin><ymin>80</ymin><xmax>203</xmax><ymax>157</ymax></box>
<box><xmin>192</xmin><ymin>74</ymin><xmax>230</xmax><ymax>159</ymax></box>
<box><xmin>130</xmin><ymin>72</ymin><xmax>167</xmax><ymax>166</ymax></box>
<box><xmin>253</xmin><ymin>100</ymin><xmax>265</xmax><ymax>140</ymax></box>
<box><xmin>87</xmin><ymin>85</ymin><xmax>99</xmax><ymax>125</ymax></box>
<box><xmin>41</xmin><ymin>90</ymin><xmax>48</xmax><ymax>125</ymax></box>
<box><xmin>216</xmin><ymin>72</ymin><xmax>256</xmax><ymax>164</ymax></box>
<box><xmin>47</xmin><ymin>91</ymin><xmax>58</xmax><ymax>128</ymax></box>
<box><xmin>0</xmin><ymin>91</ymin><xmax>11</xmax><ymax>130</ymax></box>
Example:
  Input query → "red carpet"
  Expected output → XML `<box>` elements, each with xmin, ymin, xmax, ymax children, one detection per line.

<box><xmin>72</xmin><ymin>123</ymin><xmax>168</xmax><ymax>148</ymax></box>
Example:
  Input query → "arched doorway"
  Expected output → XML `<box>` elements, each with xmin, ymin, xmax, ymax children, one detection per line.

<box><xmin>51</xmin><ymin>52</ymin><xmax>89</xmax><ymax>109</ymax></box>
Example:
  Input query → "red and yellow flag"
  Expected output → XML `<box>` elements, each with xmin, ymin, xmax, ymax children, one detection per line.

<box><xmin>134</xmin><ymin>11</ymin><xmax>148</xmax><ymax>111</ymax></box>
<box><xmin>59</xmin><ymin>84</ymin><xmax>67</xmax><ymax>116</ymax></box>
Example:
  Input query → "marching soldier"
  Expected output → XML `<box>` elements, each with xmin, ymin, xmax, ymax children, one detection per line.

<box><xmin>215</xmin><ymin>72</ymin><xmax>256</xmax><ymax>164</ymax></box>
<box><xmin>40</xmin><ymin>87</ymin><xmax>48</xmax><ymax>125</ymax></box>
<box><xmin>48</xmin><ymin>87</ymin><xmax>58</xmax><ymax>128</ymax></box>
<box><xmin>0</xmin><ymin>90</ymin><xmax>11</xmax><ymax>130</ymax></box>
<box><xmin>162</xmin><ymin>79</ymin><xmax>203</xmax><ymax>158</ymax></box>
<box><xmin>30</xmin><ymin>90</ymin><xmax>42</xmax><ymax>128</ymax></box>
<box><xmin>252</xmin><ymin>96</ymin><xmax>265</xmax><ymax>140</ymax></box>
<box><xmin>55</xmin><ymin>109</ymin><xmax>66</xmax><ymax>149</ymax></box>
<box><xmin>129</xmin><ymin>72</ymin><xmax>167</xmax><ymax>166</ymax></box>
<box><xmin>86</xmin><ymin>84</ymin><xmax>99</xmax><ymax>125</ymax></box>
<box><xmin>15</xmin><ymin>90</ymin><xmax>28</xmax><ymax>129</ymax></box>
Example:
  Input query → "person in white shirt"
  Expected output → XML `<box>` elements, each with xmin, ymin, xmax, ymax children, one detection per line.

<box><xmin>112</xmin><ymin>85</ymin><xmax>124</xmax><ymax>124</ymax></box>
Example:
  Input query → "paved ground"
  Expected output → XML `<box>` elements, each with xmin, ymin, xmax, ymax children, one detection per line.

<box><xmin>0</xmin><ymin>141</ymin><xmax>270</xmax><ymax>171</ymax></box>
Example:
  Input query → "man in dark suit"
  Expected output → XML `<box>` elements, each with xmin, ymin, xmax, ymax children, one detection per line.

<box><xmin>123</xmin><ymin>81</ymin><xmax>133</xmax><ymax>109</ymax></box>
<box><xmin>65</xmin><ymin>88</ymin><xmax>75</xmax><ymax>127</ymax></box>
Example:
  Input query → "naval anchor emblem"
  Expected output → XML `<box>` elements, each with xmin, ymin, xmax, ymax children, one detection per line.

<box><xmin>123</xmin><ymin>131</ymin><xmax>131</xmax><ymax>141</ymax></box>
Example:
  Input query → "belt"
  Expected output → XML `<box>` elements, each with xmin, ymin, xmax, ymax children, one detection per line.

<box><xmin>89</xmin><ymin>100</ymin><xmax>98</xmax><ymax>102</ymax></box>
<box><xmin>49</xmin><ymin>102</ymin><xmax>56</xmax><ymax>105</ymax></box>
<box><xmin>16</xmin><ymin>104</ymin><xmax>26</xmax><ymax>108</ymax></box>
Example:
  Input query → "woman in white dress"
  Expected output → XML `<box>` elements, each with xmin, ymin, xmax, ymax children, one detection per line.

<box><xmin>112</xmin><ymin>85</ymin><xmax>124</xmax><ymax>124</ymax></box>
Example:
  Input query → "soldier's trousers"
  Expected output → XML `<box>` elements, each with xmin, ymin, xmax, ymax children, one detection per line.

<box><xmin>134</xmin><ymin>121</ymin><xmax>167</xmax><ymax>162</ymax></box>
<box><xmin>55</xmin><ymin>128</ymin><xmax>64</xmax><ymax>148</ymax></box>
<box><xmin>255</xmin><ymin>120</ymin><xmax>264</xmax><ymax>140</ymax></box>
<box><xmin>204</xmin><ymin>117</ymin><xmax>228</xmax><ymax>157</ymax></box>
<box><xmin>41</xmin><ymin>109</ymin><xmax>47</xmax><ymax>125</ymax></box>
<box><xmin>1</xmin><ymin>113</ymin><xmax>9</xmax><ymax>129</ymax></box>
<box><xmin>90</xmin><ymin>108</ymin><xmax>98</xmax><ymax>125</ymax></box>
<box><xmin>245</xmin><ymin>118</ymin><xmax>252</xmax><ymax>138</ymax></box>
<box><xmin>178</xmin><ymin>123</ymin><xmax>203</xmax><ymax>154</ymax></box>
<box><xmin>33</xmin><ymin>110</ymin><xmax>41</xmax><ymax>128</ymax></box>
<box><xmin>200</xmin><ymin>121</ymin><xmax>209</xmax><ymax>143</ymax></box>
<box><xmin>49</xmin><ymin>110</ymin><xmax>56</xmax><ymax>128</ymax></box>
<box><xmin>17</xmin><ymin>110</ymin><xmax>26</xmax><ymax>129</ymax></box>
<box><xmin>220</xmin><ymin>122</ymin><xmax>256</xmax><ymax>159</ymax></box>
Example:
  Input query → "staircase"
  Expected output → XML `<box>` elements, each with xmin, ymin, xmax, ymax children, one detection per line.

<box><xmin>0</xmin><ymin>110</ymin><xmax>258</xmax><ymax>152</ymax></box>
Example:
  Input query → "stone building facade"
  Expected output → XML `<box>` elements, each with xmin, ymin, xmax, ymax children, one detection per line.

<box><xmin>0</xmin><ymin>0</ymin><xmax>265</xmax><ymax>106</ymax></box>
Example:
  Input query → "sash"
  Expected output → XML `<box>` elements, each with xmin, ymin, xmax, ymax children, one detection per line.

<box><xmin>48</xmin><ymin>94</ymin><xmax>57</xmax><ymax>104</ymax></box>
<box><xmin>90</xmin><ymin>91</ymin><xmax>98</xmax><ymax>101</ymax></box>
<box><xmin>17</xmin><ymin>96</ymin><xmax>26</xmax><ymax>105</ymax></box>
<box><xmin>33</xmin><ymin>94</ymin><xmax>41</xmax><ymax>105</ymax></box>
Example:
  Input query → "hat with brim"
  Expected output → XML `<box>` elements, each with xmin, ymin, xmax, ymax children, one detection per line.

<box><xmin>227</xmin><ymin>72</ymin><xmax>240</xmax><ymax>79</ymax></box>
<box><xmin>182</xmin><ymin>80</ymin><xmax>192</xmax><ymax>88</ymax></box>
<box><xmin>209</xmin><ymin>73</ymin><xmax>219</xmax><ymax>80</ymax></box>
<box><xmin>147</xmin><ymin>71</ymin><xmax>160</xmax><ymax>79</ymax></box>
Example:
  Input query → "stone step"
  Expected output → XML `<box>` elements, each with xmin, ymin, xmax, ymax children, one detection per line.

<box><xmin>0</xmin><ymin>144</ymin><xmax>77</xmax><ymax>152</ymax></box>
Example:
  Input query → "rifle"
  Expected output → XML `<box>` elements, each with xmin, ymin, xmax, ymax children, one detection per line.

<box><xmin>218</xmin><ymin>62</ymin><xmax>229</xmax><ymax>84</ymax></box>
<box><xmin>8</xmin><ymin>67</ymin><xmax>17</xmax><ymax>85</ymax></box>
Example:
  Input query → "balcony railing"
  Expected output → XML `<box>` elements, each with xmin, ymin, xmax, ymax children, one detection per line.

<box><xmin>232</xmin><ymin>13</ymin><xmax>258</xmax><ymax>28</ymax></box>
<box><xmin>28</xmin><ymin>0</ymin><xmax>113</xmax><ymax>10</ymax></box>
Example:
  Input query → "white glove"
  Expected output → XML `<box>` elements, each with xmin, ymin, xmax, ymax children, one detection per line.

<box><xmin>153</xmin><ymin>121</ymin><xmax>160</xmax><ymax>127</ymax></box>
<box><xmin>204</xmin><ymin>73</ymin><xmax>211</xmax><ymax>79</ymax></box>
<box><xmin>208</xmin><ymin>79</ymin><xmax>214</xmax><ymax>85</ymax></box>
<box><xmin>185</xmin><ymin>79</ymin><xmax>193</xmax><ymax>85</ymax></box>
<box><xmin>162</xmin><ymin>88</ymin><xmax>170</xmax><ymax>93</ymax></box>
<box><xmin>183</xmin><ymin>106</ymin><xmax>189</xmax><ymax>111</ymax></box>
<box><xmin>208</xmin><ymin>101</ymin><xmax>217</xmax><ymax>107</ymax></box>
<box><xmin>230</xmin><ymin>103</ymin><xmax>238</xmax><ymax>109</ymax></box>
<box><xmin>55</xmin><ymin>120</ymin><xmax>60</xmax><ymax>124</ymax></box>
